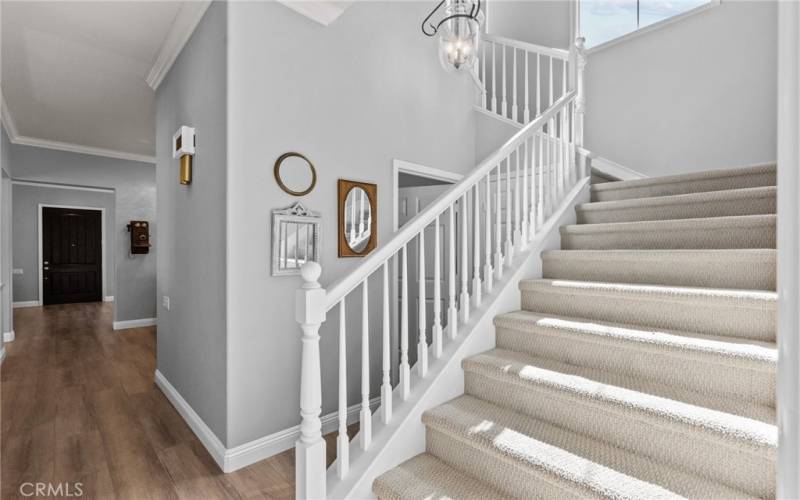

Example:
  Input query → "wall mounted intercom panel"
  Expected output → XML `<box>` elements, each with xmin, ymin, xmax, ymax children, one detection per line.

<box><xmin>127</xmin><ymin>220</ymin><xmax>151</xmax><ymax>254</ymax></box>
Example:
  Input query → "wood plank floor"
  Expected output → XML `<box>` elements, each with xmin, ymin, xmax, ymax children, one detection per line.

<box><xmin>1</xmin><ymin>302</ymin><xmax>354</xmax><ymax>499</ymax></box>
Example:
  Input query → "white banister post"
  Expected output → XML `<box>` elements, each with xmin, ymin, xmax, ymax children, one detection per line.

<box><xmin>295</xmin><ymin>261</ymin><xmax>327</xmax><ymax>500</ymax></box>
<box><xmin>575</xmin><ymin>36</ymin><xmax>587</xmax><ymax>152</ymax></box>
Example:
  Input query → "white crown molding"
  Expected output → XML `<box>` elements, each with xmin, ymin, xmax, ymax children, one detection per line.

<box><xmin>1</xmin><ymin>89</ymin><xmax>19</xmax><ymax>140</ymax></box>
<box><xmin>277</xmin><ymin>1</ymin><xmax>354</xmax><ymax>26</ymax></box>
<box><xmin>12</xmin><ymin>180</ymin><xmax>115</xmax><ymax>193</ymax></box>
<box><xmin>11</xmin><ymin>135</ymin><xmax>155</xmax><ymax>164</ymax></box>
<box><xmin>146</xmin><ymin>1</ymin><xmax>212</xmax><ymax>90</ymax></box>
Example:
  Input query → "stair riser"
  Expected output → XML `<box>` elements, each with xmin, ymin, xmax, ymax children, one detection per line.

<box><xmin>464</xmin><ymin>372</ymin><xmax>775</xmax><ymax>498</ymax></box>
<box><xmin>577</xmin><ymin>196</ymin><xmax>775</xmax><ymax>224</ymax></box>
<box><xmin>425</xmin><ymin>428</ymin><xmax>597</xmax><ymax>500</ymax></box>
<box><xmin>496</xmin><ymin>326</ymin><xmax>775</xmax><ymax>416</ymax></box>
<box><xmin>520</xmin><ymin>289</ymin><xmax>776</xmax><ymax>341</ymax></box>
<box><xmin>591</xmin><ymin>171</ymin><xmax>776</xmax><ymax>202</ymax></box>
<box><xmin>561</xmin><ymin>224</ymin><xmax>775</xmax><ymax>250</ymax></box>
<box><xmin>542</xmin><ymin>255</ymin><xmax>776</xmax><ymax>290</ymax></box>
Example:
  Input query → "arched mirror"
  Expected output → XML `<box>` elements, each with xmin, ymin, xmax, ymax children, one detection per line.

<box><xmin>274</xmin><ymin>152</ymin><xmax>317</xmax><ymax>196</ymax></box>
<box><xmin>338</xmin><ymin>180</ymin><xmax>377</xmax><ymax>257</ymax></box>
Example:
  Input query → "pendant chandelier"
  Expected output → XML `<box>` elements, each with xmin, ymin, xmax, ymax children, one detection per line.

<box><xmin>421</xmin><ymin>0</ymin><xmax>484</xmax><ymax>73</ymax></box>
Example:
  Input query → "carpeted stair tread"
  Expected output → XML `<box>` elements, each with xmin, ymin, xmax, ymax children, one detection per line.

<box><xmin>590</xmin><ymin>163</ymin><xmax>775</xmax><ymax>202</ymax></box>
<box><xmin>542</xmin><ymin>249</ymin><xmax>776</xmax><ymax>290</ymax></box>
<box><xmin>520</xmin><ymin>278</ymin><xmax>777</xmax><ymax>341</ymax></box>
<box><xmin>577</xmin><ymin>186</ymin><xmax>775</xmax><ymax>224</ymax></box>
<box><xmin>372</xmin><ymin>453</ymin><xmax>513</xmax><ymax>500</ymax></box>
<box><xmin>560</xmin><ymin>214</ymin><xmax>776</xmax><ymax>250</ymax></box>
<box><xmin>462</xmin><ymin>350</ymin><xmax>776</xmax><ymax>497</ymax></box>
<box><xmin>493</xmin><ymin>310</ymin><xmax>775</xmax><ymax>420</ymax></box>
<box><xmin>423</xmin><ymin>395</ymin><xmax>757</xmax><ymax>499</ymax></box>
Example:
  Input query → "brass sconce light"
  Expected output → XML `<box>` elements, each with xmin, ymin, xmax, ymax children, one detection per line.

<box><xmin>173</xmin><ymin>126</ymin><xmax>196</xmax><ymax>185</ymax></box>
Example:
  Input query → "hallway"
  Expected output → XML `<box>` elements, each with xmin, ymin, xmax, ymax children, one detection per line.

<box><xmin>1</xmin><ymin>303</ymin><xmax>298</xmax><ymax>499</ymax></box>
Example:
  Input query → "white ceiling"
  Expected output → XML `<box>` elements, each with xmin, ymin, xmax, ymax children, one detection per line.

<box><xmin>1</xmin><ymin>1</ymin><xmax>184</xmax><ymax>160</ymax></box>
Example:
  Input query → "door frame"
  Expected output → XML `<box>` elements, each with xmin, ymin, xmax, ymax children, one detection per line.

<box><xmin>391</xmin><ymin>159</ymin><xmax>462</xmax><ymax>381</ymax></box>
<box><xmin>38</xmin><ymin>204</ymin><xmax>106</xmax><ymax>306</ymax></box>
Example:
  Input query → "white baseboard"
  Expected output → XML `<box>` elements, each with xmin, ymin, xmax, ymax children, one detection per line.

<box><xmin>113</xmin><ymin>317</ymin><xmax>157</xmax><ymax>330</ymax></box>
<box><xmin>12</xmin><ymin>300</ymin><xmax>39</xmax><ymax>309</ymax></box>
<box><xmin>104</xmin><ymin>296</ymin><xmax>115</xmax><ymax>302</ymax></box>
<box><xmin>155</xmin><ymin>369</ymin><xmax>381</xmax><ymax>473</ymax></box>
<box><xmin>590</xmin><ymin>155</ymin><xmax>648</xmax><ymax>181</ymax></box>
<box><xmin>3</xmin><ymin>330</ymin><xmax>15</xmax><ymax>342</ymax></box>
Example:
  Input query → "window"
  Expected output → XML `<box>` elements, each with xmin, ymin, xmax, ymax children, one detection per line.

<box><xmin>580</xmin><ymin>0</ymin><xmax>713</xmax><ymax>48</ymax></box>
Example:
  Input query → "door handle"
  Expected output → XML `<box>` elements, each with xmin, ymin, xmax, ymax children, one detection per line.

<box><xmin>43</xmin><ymin>267</ymin><xmax>49</xmax><ymax>271</ymax></box>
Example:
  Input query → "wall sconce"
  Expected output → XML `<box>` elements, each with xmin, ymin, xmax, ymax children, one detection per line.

<box><xmin>173</xmin><ymin>126</ymin><xmax>195</xmax><ymax>185</ymax></box>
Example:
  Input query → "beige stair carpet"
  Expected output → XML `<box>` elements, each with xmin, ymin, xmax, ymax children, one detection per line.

<box><xmin>374</xmin><ymin>163</ymin><xmax>777</xmax><ymax>499</ymax></box>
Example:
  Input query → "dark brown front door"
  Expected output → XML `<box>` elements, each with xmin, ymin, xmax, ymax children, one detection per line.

<box><xmin>42</xmin><ymin>207</ymin><xmax>102</xmax><ymax>305</ymax></box>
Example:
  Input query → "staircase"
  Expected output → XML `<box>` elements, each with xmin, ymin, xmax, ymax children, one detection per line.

<box><xmin>373</xmin><ymin>163</ymin><xmax>778</xmax><ymax>499</ymax></box>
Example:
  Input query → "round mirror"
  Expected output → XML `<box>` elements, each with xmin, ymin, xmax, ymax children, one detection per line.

<box><xmin>274</xmin><ymin>152</ymin><xmax>317</xmax><ymax>196</ymax></box>
<box><xmin>344</xmin><ymin>187</ymin><xmax>372</xmax><ymax>253</ymax></box>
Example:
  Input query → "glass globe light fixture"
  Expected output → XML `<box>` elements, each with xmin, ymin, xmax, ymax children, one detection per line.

<box><xmin>422</xmin><ymin>0</ymin><xmax>484</xmax><ymax>73</ymax></box>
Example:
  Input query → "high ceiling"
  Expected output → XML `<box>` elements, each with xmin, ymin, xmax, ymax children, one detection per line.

<box><xmin>1</xmin><ymin>1</ymin><xmax>184</xmax><ymax>160</ymax></box>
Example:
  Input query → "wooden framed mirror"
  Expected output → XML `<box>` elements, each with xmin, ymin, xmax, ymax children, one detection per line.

<box><xmin>338</xmin><ymin>179</ymin><xmax>377</xmax><ymax>257</ymax></box>
<box><xmin>274</xmin><ymin>152</ymin><xmax>317</xmax><ymax>196</ymax></box>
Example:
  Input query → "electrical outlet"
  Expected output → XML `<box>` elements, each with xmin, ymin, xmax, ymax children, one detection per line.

<box><xmin>162</xmin><ymin>295</ymin><xmax>170</xmax><ymax>311</ymax></box>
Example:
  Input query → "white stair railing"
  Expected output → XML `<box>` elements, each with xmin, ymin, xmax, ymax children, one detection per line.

<box><xmin>295</xmin><ymin>38</ymin><xmax>587</xmax><ymax>500</ymax></box>
<box><xmin>477</xmin><ymin>34</ymin><xmax>573</xmax><ymax>125</ymax></box>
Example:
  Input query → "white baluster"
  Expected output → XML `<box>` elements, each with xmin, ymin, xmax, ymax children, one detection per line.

<box><xmin>295</xmin><ymin>262</ymin><xmax>326</xmax><ymax>500</ymax></box>
<box><xmin>481</xmin><ymin>42</ymin><xmax>487</xmax><ymax>109</ymax></box>
<box><xmin>491</xmin><ymin>42</ymin><xmax>497</xmax><ymax>113</ymax></box>
<box><xmin>537</xmin><ymin>133</ymin><xmax>545</xmax><ymax>228</ymax></box>
<box><xmin>513</xmin><ymin>145</ymin><xmax>522</xmax><ymax>250</ymax></box>
<box><xmin>472</xmin><ymin>184</ymin><xmax>482</xmax><ymax>308</ymax></box>
<box><xmin>460</xmin><ymin>193</ymin><xmax>470</xmax><ymax>322</ymax></box>
<box><xmin>505</xmin><ymin>155</ymin><xmax>513</xmax><ymax>265</ymax></box>
<box><xmin>575</xmin><ymin>37</ymin><xmax>587</xmax><ymax>156</ymax></box>
<box><xmin>521</xmin><ymin>139</ymin><xmax>529</xmax><ymax>247</ymax></box>
<box><xmin>501</xmin><ymin>45</ymin><xmax>508</xmax><ymax>117</ymax></box>
<box><xmin>447</xmin><ymin>205</ymin><xmax>458</xmax><ymax>339</ymax></box>
<box><xmin>536</xmin><ymin>54</ymin><xmax>541</xmax><ymax>117</ymax></box>
<box><xmin>360</xmin><ymin>279</ymin><xmax>371</xmax><ymax>451</ymax></box>
<box><xmin>432</xmin><ymin>215</ymin><xmax>443</xmax><ymax>358</ymax></box>
<box><xmin>562</xmin><ymin>58</ymin><xmax>568</xmax><ymax>104</ymax></box>
<box><xmin>381</xmin><ymin>261</ymin><xmax>392</xmax><ymax>425</ymax></box>
<box><xmin>494</xmin><ymin>165</ymin><xmax>503</xmax><ymax>281</ymax></box>
<box><xmin>512</xmin><ymin>47</ymin><xmax>518</xmax><ymax>122</ymax></box>
<box><xmin>549</xmin><ymin>56</ymin><xmax>554</xmax><ymax>108</ymax></box>
<box><xmin>524</xmin><ymin>51</ymin><xmax>530</xmax><ymax>123</ymax></box>
<box><xmin>529</xmin><ymin>135</ymin><xmax>538</xmax><ymax>238</ymax></box>
<box><xmin>337</xmin><ymin>299</ymin><xmax>349</xmax><ymax>479</ymax></box>
<box><xmin>484</xmin><ymin>173</ymin><xmax>493</xmax><ymax>293</ymax></box>
<box><xmin>417</xmin><ymin>230</ymin><xmax>428</xmax><ymax>378</ymax></box>
<box><xmin>399</xmin><ymin>245</ymin><xmax>410</xmax><ymax>401</ymax></box>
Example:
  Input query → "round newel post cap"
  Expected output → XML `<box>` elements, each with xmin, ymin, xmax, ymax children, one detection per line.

<box><xmin>300</xmin><ymin>261</ymin><xmax>322</xmax><ymax>285</ymax></box>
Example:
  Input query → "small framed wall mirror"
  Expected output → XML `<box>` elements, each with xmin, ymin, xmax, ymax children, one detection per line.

<box><xmin>271</xmin><ymin>202</ymin><xmax>321</xmax><ymax>276</ymax></box>
<box><xmin>274</xmin><ymin>152</ymin><xmax>317</xmax><ymax>196</ymax></box>
<box><xmin>338</xmin><ymin>179</ymin><xmax>377</xmax><ymax>257</ymax></box>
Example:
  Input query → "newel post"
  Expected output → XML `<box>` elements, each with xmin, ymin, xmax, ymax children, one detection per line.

<box><xmin>574</xmin><ymin>36</ymin><xmax>588</xmax><ymax>176</ymax></box>
<box><xmin>295</xmin><ymin>261</ymin><xmax>327</xmax><ymax>500</ymax></box>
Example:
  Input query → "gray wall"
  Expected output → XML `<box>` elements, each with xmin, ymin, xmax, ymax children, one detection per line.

<box><xmin>226</xmin><ymin>1</ymin><xmax>477</xmax><ymax>446</ymax></box>
<box><xmin>155</xmin><ymin>1</ymin><xmax>228</xmax><ymax>444</ymax></box>
<box><xmin>487</xmin><ymin>0</ymin><xmax>572</xmax><ymax>49</ymax></box>
<box><xmin>1</xmin><ymin>125</ymin><xmax>12</xmax><ymax>335</ymax></box>
<box><xmin>9</xmin><ymin>144</ymin><xmax>156</xmax><ymax>322</ymax></box>
<box><xmin>583</xmin><ymin>1</ymin><xmax>777</xmax><ymax>176</ymax></box>
<box><xmin>11</xmin><ymin>184</ymin><xmax>115</xmax><ymax>302</ymax></box>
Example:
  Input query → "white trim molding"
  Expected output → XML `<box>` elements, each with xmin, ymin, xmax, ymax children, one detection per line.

<box><xmin>155</xmin><ymin>369</ymin><xmax>380</xmax><ymax>473</ymax></box>
<box><xmin>38</xmin><ymin>204</ymin><xmax>107</xmax><ymax>306</ymax></box>
<box><xmin>1</xmin><ymin>88</ymin><xmax>19</xmax><ymax>139</ymax></box>
<box><xmin>12</xmin><ymin>301</ymin><xmax>39</xmax><ymax>309</ymax></box>
<box><xmin>586</xmin><ymin>0</ymin><xmax>720</xmax><ymax>55</ymax></box>
<box><xmin>113</xmin><ymin>318</ymin><xmax>157</xmax><ymax>330</ymax></box>
<box><xmin>777</xmin><ymin>0</ymin><xmax>800</xmax><ymax>497</ymax></box>
<box><xmin>3</xmin><ymin>331</ymin><xmax>15</xmax><ymax>342</ymax></box>
<box><xmin>12</xmin><ymin>180</ymin><xmax>115</xmax><ymax>194</ymax></box>
<box><xmin>104</xmin><ymin>296</ymin><xmax>115</xmax><ymax>303</ymax></box>
<box><xmin>146</xmin><ymin>1</ymin><xmax>212</xmax><ymax>90</ymax></box>
<box><xmin>588</xmin><ymin>154</ymin><xmax>648</xmax><ymax>181</ymax></box>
